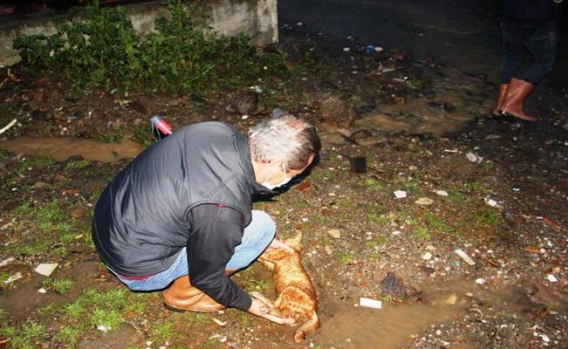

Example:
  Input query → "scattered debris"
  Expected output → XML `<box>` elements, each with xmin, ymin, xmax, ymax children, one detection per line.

<box><xmin>475</xmin><ymin>278</ymin><xmax>486</xmax><ymax>285</ymax></box>
<box><xmin>484</xmin><ymin>198</ymin><xmax>498</xmax><ymax>207</ymax></box>
<box><xmin>349</xmin><ymin>157</ymin><xmax>367</xmax><ymax>173</ymax></box>
<box><xmin>546</xmin><ymin>274</ymin><xmax>558</xmax><ymax>283</ymax></box>
<box><xmin>209</xmin><ymin>334</ymin><xmax>228</xmax><ymax>343</ymax></box>
<box><xmin>3</xmin><ymin>272</ymin><xmax>22</xmax><ymax>284</ymax></box>
<box><xmin>0</xmin><ymin>257</ymin><xmax>15</xmax><ymax>267</ymax></box>
<box><xmin>454</xmin><ymin>249</ymin><xmax>475</xmax><ymax>266</ymax></box>
<box><xmin>327</xmin><ymin>229</ymin><xmax>341</xmax><ymax>239</ymax></box>
<box><xmin>213</xmin><ymin>318</ymin><xmax>226</xmax><ymax>327</ymax></box>
<box><xmin>359</xmin><ymin>297</ymin><xmax>382</xmax><ymax>309</ymax></box>
<box><xmin>415</xmin><ymin>197</ymin><xmax>434</xmax><ymax>205</ymax></box>
<box><xmin>35</xmin><ymin>263</ymin><xmax>58</xmax><ymax>276</ymax></box>
<box><xmin>444</xmin><ymin>294</ymin><xmax>458</xmax><ymax>305</ymax></box>
<box><xmin>0</xmin><ymin>118</ymin><xmax>17</xmax><ymax>135</ymax></box>
<box><xmin>394</xmin><ymin>190</ymin><xmax>407</xmax><ymax>199</ymax></box>
<box><xmin>422</xmin><ymin>252</ymin><xmax>433</xmax><ymax>260</ymax></box>
<box><xmin>379</xmin><ymin>272</ymin><xmax>409</xmax><ymax>298</ymax></box>
<box><xmin>97</xmin><ymin>325</ymin><xmax>111</xmax><ymax>332</ymax></box>
<box><xmin>466</xmin><ymin>151</ymin><xmax>483</xmax><ymax>164</ymax></box>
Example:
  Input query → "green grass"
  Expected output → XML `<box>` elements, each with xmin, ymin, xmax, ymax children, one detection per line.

<box><xmin>16</xmin><ymin>155</ymin><xmax>54</xmax><ymax>175</ymax></box>
<box><xmin>0</xmin><ymin>321</ymin><xmax>45</xmax><ymax>349</ymax></box>
<box><xmin>13</xmin><ymin>200</ymin><xmax>72</xmax><ymax>234</ymax></box>
<box><xmin>424</xmin><ymin>211</ymin><xmax>452</xmax><ymax>233</ymax></box>
<box><xmin>91</xmin><ymin>307</ymin><xmax>123</xmax><ymax>330</ymax></box>
<box><xmin>338</xmin><ymin>251</ymin><xmax>355</xmax><ymax>264</ymax></box>
<box><xmin>41</xmin><ymin>278</ymin><xmax>75</xmax><ymax>294</ymax></box>
<box><xmin>54</xmin><ymin>326</ymin><xmax>83</xmax><ymax>346</ymax></box>
<box><xmin>365</xmin><ymin>176</ymin><xmax>384</xmax><ymax>191</ymax></box>
<box><xmin>63</xmin><ymin>301</ymin><xmax>85</xmax><ymax>319</ymax></box>
<box><xmin>237</xmin><ymin>311</ymin><xmax>253</xmax><ymax>328</ymax></box>
<box><xmin>412</xmin><ymin>227</ymin><xmax>431</xmax><ymax>240</ymax></box>
<box><xmin>149</xmin><ymin>321</ymin><xmax>177</xmax><ymax>344</ymax></box>
<box><xmin>241</xmin><ymin>274</ymin><xmax>270</xmax><ymax>293</ymax></box>
<box><xmin>183</xmin><ymin>312</ymin><xmax>209</xmax><ymax>324</ymax></box>
<box><xmin>95</xmin><ymin>124</ymin><xmax>125</xmax><ymax>143</ymax></box>
<box><xmin>309</xmin><ymin>168</ymin><xmax>335</xmax><ymax>181</ymax></box>
<box><xmin>404</xmin><ymin>181</ymin><xmax>419</xmax><ymax>192</ymax></box>
<box><xmin>366</xmin><ymin>209</ymin><xmax>390</xmax><ymax>225</ymax></box>
<box><xmin>63</xmin><ymin>159</ymin><xmax>91</xmax><ymax>172</ymax></box>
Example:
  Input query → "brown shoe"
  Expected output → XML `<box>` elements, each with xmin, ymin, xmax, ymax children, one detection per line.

<box><xmin>492</xmin><ymin>83</ymin><xmax>508</xmax><ymax>117</ymax></box>
<box><xmin>500</xmin><ymin>78</ymin><xmax>537</xmax><ymax>122</ymax></box>
<box><xmin>163</xmin><ymin>275</ymin><xmax>225</xmax><ymax>313</ymax></box>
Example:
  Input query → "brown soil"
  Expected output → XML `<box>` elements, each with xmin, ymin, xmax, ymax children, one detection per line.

<box><xmin>0</xmin><ymin>21</ymin><xmax>567</xmax><ymax>349</ymax></box>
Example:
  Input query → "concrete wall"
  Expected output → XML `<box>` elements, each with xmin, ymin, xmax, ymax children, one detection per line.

<box><xmin>0</xmin><ymin>0</ymin><xmax>278</xmax><ymax>67</ymax></box>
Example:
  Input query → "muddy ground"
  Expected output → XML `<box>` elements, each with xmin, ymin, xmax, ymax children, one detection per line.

<box><xmin>1</xmin><ymin>18</ymin><xmax>568</xmax><ymax>349</ymax></box>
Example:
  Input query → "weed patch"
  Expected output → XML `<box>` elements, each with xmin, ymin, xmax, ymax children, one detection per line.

<box><xmin>13</xmin><ymin>1</ymin><xmax>285</xmax><ymax>95</ymax></box>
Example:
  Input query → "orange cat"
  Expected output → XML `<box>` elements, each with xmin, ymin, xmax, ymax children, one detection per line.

<box><xmin>255</xmin><ymin>233</ymin><xmax>320</xmax><ymax>343</ymax></box>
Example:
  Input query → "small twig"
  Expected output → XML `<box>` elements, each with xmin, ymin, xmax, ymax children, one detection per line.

<box><xmin>0</xmin><ymin>118</ymin><xmax>17</xmax><ymax>135</ymax></box>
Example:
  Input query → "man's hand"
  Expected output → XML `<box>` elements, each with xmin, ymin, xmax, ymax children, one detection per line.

<box><xmin>266</xmin><ymin>237</ymin><xmax>294</xmax><ymax>253</ymax></box>
<box><xmin>248</xmin><ymin>296</ymin><xmax>295</xmax><ymax>325</ymax></box>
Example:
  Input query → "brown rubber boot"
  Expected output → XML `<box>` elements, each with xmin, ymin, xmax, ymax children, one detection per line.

<box><xmin>492</xmin><ymin>83</ymin><xmax>508</xmax><ymax>117</ymax></box>
<box><xmin>163</xmin><ymin>275</ymin><xmax>225</xmax><ymax>313</ymax></box>
<box><xmin>500</xmin><ymin>78</ymin><xmax>537</xmax><ymax>122</ymax></box>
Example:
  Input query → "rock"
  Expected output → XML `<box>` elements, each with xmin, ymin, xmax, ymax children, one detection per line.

<box><xmin>415</xmin><ymin>197</ymin><xmax>434</xmax><ymax>205</ymax></box>
<box><xmin>444</xmin><ymin>294</ymin><xmax>458</xmax><ymax>305</ymax></box>
<box><xmin>422</xmin><ymin>252</ymin><xmax>433</xmax><ymax>260</ymax></box>
<box><xmin>130</xmin><ymin>95</ymin><xmax>159</xmax><ymax>115</ymax></box>
<box><xmin>310</xmin><ymin>92</ymin><xmax>359</xmax><ymax>127</ymax></box>
<box><xmin>327</xmin><ymin>229</ymin><xmax>341</xmax><ymax>239</ymax></box>
<box><xmin>225</xmin><ymin>91</ymin><xmax>258</xmax><ymax>115</ymax></box>
<box><xmin>70</xmin><ymin>208</ymin><xmax>85</xmax><ymax>219</ymax></box>
<box><xmin>379</xmin><ymin>272</ymin><xmax>409</xmax><ymax>298</ymax></box>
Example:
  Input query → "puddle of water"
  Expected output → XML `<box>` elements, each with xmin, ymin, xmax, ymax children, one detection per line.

<box><xmin>0</xmin><ymin>137</ymin><xmax>142</xmax><ymax>162</ymax></box>
<box><xmin>313</xmin><ymin>278</ymin><xmax>568</xmax><ymax>349</ymax></box>
<box><xmin>315</xmin><ymin>300</ymin><xmax>464</xmax><ymax>349</ymax></box>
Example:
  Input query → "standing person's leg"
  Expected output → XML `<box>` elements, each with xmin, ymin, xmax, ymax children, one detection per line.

<box><xmin>522</xmin><ymin>19</ymin><xmax>559</xmax><ymax>85</ymax></box>
<box><xmin>494</xmin><ymin>19</ymin><xmax>528</xmax><ymax>116</ymax></box>
<box><xmin>499</xmin><ymin>20</ymin><xmax>528</xmax><ymax>84</ymax></box>
<box><xmin>500</xmin><ymin>21</ymin><xmax>544</xmax><ymax>121</ymax></box>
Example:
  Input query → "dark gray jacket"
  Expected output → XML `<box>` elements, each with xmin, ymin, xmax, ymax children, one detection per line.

<box><xmin>92</xmin><ymin>122</ymin><xmax>264</xmax><ymax>310</ymax></box>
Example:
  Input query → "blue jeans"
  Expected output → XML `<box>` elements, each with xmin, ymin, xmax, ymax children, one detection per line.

<box><xmin>499</xmin><ymin>18</ymin><xmax>559</xmax><ymax>85</ymax></box>
<box><xmin>107</xmin><ymin>210</ymin><xmax>275</xmax><ymax>291</ymax></box>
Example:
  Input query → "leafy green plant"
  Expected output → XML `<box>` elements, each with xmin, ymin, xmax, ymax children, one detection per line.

<box><xmin>12</xmin><ymin>1</ymin><xmax>285</xmax><ymax>95</ymax></box>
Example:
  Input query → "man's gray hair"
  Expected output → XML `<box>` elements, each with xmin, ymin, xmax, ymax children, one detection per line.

<box><xmin>249</xmin><ymin>114</ymin><xmax>321</xmax><ymax>170</ymax></box>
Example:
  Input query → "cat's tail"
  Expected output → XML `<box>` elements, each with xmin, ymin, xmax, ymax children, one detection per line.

<box><xmin>294</xmin><ymin>311</ymin><xmax>320</xmax><ymax>343</ymax></box>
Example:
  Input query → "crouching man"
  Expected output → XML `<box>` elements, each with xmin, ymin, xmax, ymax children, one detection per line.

<box><xmin>92</xmin><ymin>114</ymin><xmax>320</xmax><ymax>324</ymax></box>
